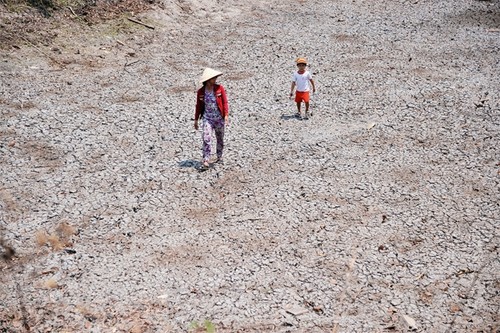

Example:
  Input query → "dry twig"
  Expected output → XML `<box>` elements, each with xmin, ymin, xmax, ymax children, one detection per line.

<box><xmin>127</xmin><ymin>17</ymin><xmax>155</xmax><ymax>30</ymax></box>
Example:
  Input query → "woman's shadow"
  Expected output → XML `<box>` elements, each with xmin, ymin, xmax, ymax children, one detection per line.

<box><xmin>178</xmin><ymin>159</ymin><xmax>209</xmax><ymax>172</ymax></box>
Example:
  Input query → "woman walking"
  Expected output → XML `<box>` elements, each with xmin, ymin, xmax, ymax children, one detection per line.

<box><xmin>194</xmin><ymin>68</ymin><xmax>229</xmax><ymax>169</ymax></box>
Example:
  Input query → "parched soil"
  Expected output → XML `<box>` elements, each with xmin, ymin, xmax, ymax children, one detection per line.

<box><xmin>1</xmin><ymin>0</ymin><xmax>499</xmax><ymax>332</ymax></box>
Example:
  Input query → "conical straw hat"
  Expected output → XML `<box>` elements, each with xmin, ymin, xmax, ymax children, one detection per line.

<box><xmin>200</xmin><ymin>68</ymin><xmax>223</xmax><ymax>83</ymax></box>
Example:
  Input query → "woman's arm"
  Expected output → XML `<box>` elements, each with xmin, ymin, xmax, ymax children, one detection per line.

<box><xmin>220</xmin><ymin>86</ymin><xmax>229</xmax><ymax>117</ymax></box>
<box><xmin>194</xmin><ymin>89</ymin><xmax>203</xmax><ymax>129</ymax></box>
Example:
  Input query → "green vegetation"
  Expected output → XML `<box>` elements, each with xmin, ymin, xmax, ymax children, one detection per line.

<box><xmin>189</xmin><ymin>320</ymin><xmax>216</xmax><ymax>333</ymax></box>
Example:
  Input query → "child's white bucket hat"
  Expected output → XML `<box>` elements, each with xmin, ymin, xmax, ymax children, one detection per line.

<box><xmin>200</xmin><ymin>68</ymin><xmax>223</xmax><ymax>83</ymax></box>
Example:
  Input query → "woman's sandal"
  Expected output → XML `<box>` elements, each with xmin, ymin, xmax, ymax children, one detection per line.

<box><xmin>200</xmin><ymin>161</ymin><xmax>210</xmax><ymax>170</ymax></box>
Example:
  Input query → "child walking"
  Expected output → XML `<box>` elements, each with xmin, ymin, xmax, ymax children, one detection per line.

<box><xmin>289</xmin><ymin>57</ymin><xmax>316</xmax><ymax>119</ymax></box>
<box><xmin>194</xmin><ymin>68</ymin><xmax>229</xmax><ymax>169</ymax></box>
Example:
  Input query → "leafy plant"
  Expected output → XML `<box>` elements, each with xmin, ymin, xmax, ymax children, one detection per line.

<box><xmin>189</xmin><ymin>320</ymin><xmax>216</xmax><ymax>333</ymax></box>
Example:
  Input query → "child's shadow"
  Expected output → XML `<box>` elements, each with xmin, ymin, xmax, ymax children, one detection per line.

<box><xmin>280</xmin><ymin>113</ymin><xmax>300</xmax><ymax>121</ymax></box>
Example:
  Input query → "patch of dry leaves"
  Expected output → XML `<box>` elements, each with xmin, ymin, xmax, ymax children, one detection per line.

<box><xmin>0</xmin><ymin>0</ymin><xmax>157</xmax><ymax>50</ymax></box>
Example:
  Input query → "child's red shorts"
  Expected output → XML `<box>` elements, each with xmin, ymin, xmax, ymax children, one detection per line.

<box><xmin>295</xmin><ymin>91</ymin><xmax>310</xmax><ymax>103</ymax></box>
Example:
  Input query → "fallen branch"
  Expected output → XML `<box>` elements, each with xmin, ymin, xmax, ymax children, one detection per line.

<box><xmin>125</xmin><ymin>60</ymin><xmax>140</xmax><ymax>67</ymax></box>
<box><xmin>67</xmin><ymin>6</ymin><xmax>77</xmax><ymax>17</ymax></box>
<box><xmin>127</xmin><ymin>18</ymin><xmax>155</xmax><ymax>30</ymax></box>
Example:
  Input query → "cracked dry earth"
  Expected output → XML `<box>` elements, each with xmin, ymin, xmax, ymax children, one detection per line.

<box><xmin>1</xmin><ymin>0</ymin><xmax>499</xmax><ymax>332</ymax></box>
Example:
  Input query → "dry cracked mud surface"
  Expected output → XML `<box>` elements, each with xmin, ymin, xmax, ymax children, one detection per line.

<box><xmin>1</xmin><ymin>0</ymin><xmax>499</xmax><ymax>332</ymax></box>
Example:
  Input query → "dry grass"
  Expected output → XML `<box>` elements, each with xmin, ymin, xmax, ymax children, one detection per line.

<box><xmin>43</xmin><ymin>277</ymin><xmax>59</xmax><ymax>289</ymax></box>
<box><xmin>47</xmin><ymin>233</ymin><xmax>65</xmax><ymax>250</ymax></box>
<box><xmin>36</xmin><ymin>230</ymin><xmax>66</xmax><ymax>251</ymax></box>
<box><xmin>35</xmin><ymin>221</ymin><xmax>77</xmax><ymax>250</ymax></box>
<box><xmin>35</xmin><ymin>229</ymin><xmax>49</xmax><ymax>246</ymax></box>
<box><xmin>56</xmin><ymin>221</ymin><xmax>77</xmax><ymax>238</ymax></box>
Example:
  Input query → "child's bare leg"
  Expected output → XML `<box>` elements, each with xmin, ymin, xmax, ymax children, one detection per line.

<box><xmin>305</xmin><ymin>102</ymin><xmax>310</xmax><ymax>113</ymax></box>
<box><xmin>296</xmin><ymin>102</ymin><xmax>301</xmax><ymax>114</ymax></box>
